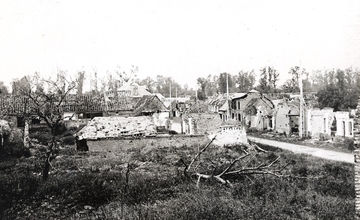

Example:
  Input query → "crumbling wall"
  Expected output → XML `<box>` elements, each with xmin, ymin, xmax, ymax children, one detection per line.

<box><xmin>275</xmin><ymin>104</ymin><xmax>291</xmax><ymax>135</ymax></box>
<box><xmin>208</xmin><ymin>126</ymin><xmax>247</xmax><ymax>146</ymax></box>
<box><xmin>354</xmin><ymin>98</ymin><xmax>360</xmax><ymax>219</ymax></box>
<box><xmin>335</xmin><ymin>112</ymin><xmax>354</xmax><ymax>137</ymax></box>
<box><xmin>87</xmin><ymin>135</ymin><xmax>208</xmax><ymax>152</ymax></box>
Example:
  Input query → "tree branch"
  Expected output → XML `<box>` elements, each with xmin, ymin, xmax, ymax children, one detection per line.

<box><xmin>185</xmin><ymin>136</ymin><xmax>216</xmax><ymax>173</ymax></box>
<box><xmin>218</xmin><ymin>153</ymin><xmax>250</xmax><ymax>177</ymax></box>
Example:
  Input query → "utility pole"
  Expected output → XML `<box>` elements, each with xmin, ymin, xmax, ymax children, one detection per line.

<box><xmin>169</xmin><ymin>84</ymin><xmax>172</xmax><ymax>118</ymax></box>
<box><xmin>299</xmin><ymin>62</ymin><xmax>304</xmax><ymax>137</ymax></box>
<box><xmin>89</xmin><ymin>71</ymin><xmax>92</xmax><ymax>93</ymax></box>
<box><xmin>226</xmin><ymin>72</ymin><xmax>230</xmax><ymax>121</ymax></box>
<box><xmin>103</xmin><ymin>91</ymin><xmax>109</xmax><ymax>116</ymax></box>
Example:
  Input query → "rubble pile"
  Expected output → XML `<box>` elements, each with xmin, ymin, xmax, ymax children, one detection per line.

<box><xmin>76</xmin><ymin>116</ymin><xmax>156</xmax><ymax>140</ymax></box>
<box><xmin>208</xmin><ymin>126</ymin><xmax>248</xmax><ymax>146</ymax></box>
<box><xmin>188</xmin><ymin>113</ymin><xmax>223</xmax><ymax>134</ymax></box>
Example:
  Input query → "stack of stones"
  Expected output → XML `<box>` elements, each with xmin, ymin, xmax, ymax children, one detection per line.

<box><xmin>354</xmin><ymin>98</ymin><xmax>360</xmax><ymax>219</ymax></box>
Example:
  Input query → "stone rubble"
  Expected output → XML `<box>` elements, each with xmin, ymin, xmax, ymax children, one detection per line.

<box><xmin>208</xmin><ymin>126</ymin><xmax>248</xmax><ymax>146</ymax></box>
<box><xmin>77</xmin><ymin>116</ymin><xmax>156</xmax><ymax>140</ymax></box>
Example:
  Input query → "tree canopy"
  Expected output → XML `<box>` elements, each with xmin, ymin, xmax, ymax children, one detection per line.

<box><xmin>316</xmin><ymin>68</ymin><xmax>360</xmax><ymax>111</ymax></box>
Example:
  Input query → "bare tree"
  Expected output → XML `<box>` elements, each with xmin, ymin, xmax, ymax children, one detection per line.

<box><xmin>13</xmin><ymin>72</ymin><xmax>76</xmax><ymax>180</ymax></box>
<box><xmin>76</xmin><ymin>70</ymin><xmax>86</xmax><ymax>96</ymax></box>
<box><xmin>91</xmin><ymin>68</ymin><xmax>99</xmax><ymax>95</ymax></box>
<box><xmin>115</xmin><ymin>65</ymin><xmax>139</xmax><ymax>87</ymax></box>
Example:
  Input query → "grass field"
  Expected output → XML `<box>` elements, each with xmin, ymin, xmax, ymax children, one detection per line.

<box><xmin>0</xmin><ymin>136</ymin><xmax>355</xmax><ymax>219</ymax></box>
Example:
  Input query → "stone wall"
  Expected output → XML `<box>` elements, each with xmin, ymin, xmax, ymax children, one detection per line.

<box><xmin>354</xmin><ymin>98</ymin><xmax>360</xmax><ymax>219</ymax></box>
<box><xmin>87</xmin><ymin>134</ymin><xmax>207</xmax><ymax>152</ymax></box>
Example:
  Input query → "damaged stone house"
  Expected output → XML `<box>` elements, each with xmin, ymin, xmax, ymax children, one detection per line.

<box><xmin>306</xmin><ymin>108</ymin><xmax>354</xmax><ymax>139</ymax></box>
<box><xmin>169</xmin><ymin>101</ymin><xmax>191</xmax><ymax>118</ymax></box>
<box><xmin>228</xmin><ymin>90</ymin><xmax>275</xmax><ymax>130</ymax></box>
<box><xmin>208</xmin><ymin>94</ymin><xmax>228</xmax><ymax>113</ymax></box>
<box><xmin>209</xmin><ymin>90</ymin><xmax>276</xmax><ymax>130</ymax></box>
<box><xmin>229</xmin><ymin>90</ymin><xmax>263</xmax><ymax>122</ymax></box>
<box><xmin>214</xmin><ymin>93</ymin><xmax>248</xmax><ymax>122</ymax></box>
<box><xmin>274</xmin><ymin>99</ymin><xmax>301</xmax><ymax>135</ymax></box>
<box><xmin>274</xmin><ymin>97</ymin><xmax>354</xmax><ymax>139</ymax></box>
<box><xmin>132</xmin><ymin>95</ymin><xmax>169</xmax><ymax>117</ymax></box>
<box><xmin>132</xmin><ymin>95</ymin><xmax>170</xmax><ymax>130</ymax></box>
<box><xmin>168</xmin><ymin>101</ymin><xmax>205</xmax><ymax>135</ymax></box>
<box><xmin>243</xmin><ymin>96</ymin><xmax>275</xmax><ymax>130</ymax></box>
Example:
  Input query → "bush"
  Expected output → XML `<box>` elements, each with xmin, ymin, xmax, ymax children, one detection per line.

<box><xmin>314</xmin><ymin>163</ymin><xmax>354</xmax><ymax>198</ymax></box>
<box><xmin>35</xmin><ymin>132</ymin><xmax>53</xmax><ymax>144</ymax></box>
<box><xmin>62</xmin><ymin>130</ymin><xmax>74</xmax><ymax>137</ymax></box>
<box><xmin>1</xmin><ymin>129</ymin><xmax>30</xmax><ymax>158</ymax></box>
<box><xmin>344</xmin><ymin>138</ymin><xmax>355</xmax><ymax>151</ymax></box>
<box><xmin>63</xmin><ymin>136</ymin><xmax>75</xmax><ymax>145</ymax></box>
<box><xmin>0</xmin><ymin>171</ymin><xmax>40</xmax><ymax>218</ymax></box>
<box><xmin>2</xmin><ymin>141</ymin><xmax>31</xmax><ymax>158</ymax></box>
<box><xmin>54</xmin><ymin>122</ymin><xmax>67</xmax><ymax>136</ymax></box>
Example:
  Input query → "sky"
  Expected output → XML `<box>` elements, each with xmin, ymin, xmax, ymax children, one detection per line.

<box><xmin>0</xmin><ymin>0</ymin><xmax>360</xmax><ymax>91</ymax></box>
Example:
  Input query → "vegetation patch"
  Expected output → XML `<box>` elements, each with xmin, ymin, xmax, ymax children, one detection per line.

<box><xmin>0</xmin><ymin>137</ymin><xmax>355</xmax><ymax>219</ymax></box>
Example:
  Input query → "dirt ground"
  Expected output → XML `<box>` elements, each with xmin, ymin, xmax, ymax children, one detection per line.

<box><xmin>249</xmin><ymin>131</ymin><xmax>354</xmax><ymax>154</ymax></box>
<box><xmin>248</xmin><ymin>136</ymin><xmax>353</xmax><ymax>164</ymax></box>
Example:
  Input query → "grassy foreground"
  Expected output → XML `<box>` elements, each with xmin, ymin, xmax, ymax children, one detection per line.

<box><xmin>0</xmin><ymin>137</ymin><xmax>355</xmax><ymax>220</ymax></box>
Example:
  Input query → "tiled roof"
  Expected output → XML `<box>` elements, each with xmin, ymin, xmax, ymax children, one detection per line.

<box><xmin>133</xmin><ymin>95</ymin><xmax>168</xmax><ymax>116</ymax></box>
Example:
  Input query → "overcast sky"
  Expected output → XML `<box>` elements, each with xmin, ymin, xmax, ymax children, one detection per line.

<box><xmin>1</xmin><ymin>0</ymin><xmax>359</xmax><ymax>90</ymax></box>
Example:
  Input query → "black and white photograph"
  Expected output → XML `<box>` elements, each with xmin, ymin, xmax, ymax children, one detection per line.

<box><xmin>0</xmin><ymin>0</ymin><xmax>360</xmax><ymax>219</ymax></box>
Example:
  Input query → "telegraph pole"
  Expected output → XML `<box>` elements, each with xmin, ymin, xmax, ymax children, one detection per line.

<box><xmin>226</xmin><ymin>72</ymin><xmax>230</xmax><ymax>121</ymax></box>
<box><xmin>169</xmin><ymin>84</ymin><xmax>172</xmax><ymax>118</ymax></box>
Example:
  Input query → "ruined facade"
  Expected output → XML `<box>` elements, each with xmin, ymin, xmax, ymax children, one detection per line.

<box><xmin>243</xmin><ymin>96</ymin><xmax>274</xmax><ymax>130</ymax></box>
<box><xmin>306</xmin><ymin>108</ymin><xmax>334</xmax><ymax>138</ymax></box>
<box><xmin>306</xmin><ymin>109</ymin><xmax>354</xmax><ymax>139</ymax></box>
<box><xmin>208</xmin><ymin>94</ymin><xmax>228</xmax><ymax>113</ymax></box>
<box><xmin>275</xmin><ymin>101</ymin><xmax>299</xmax><ymax>135</ymax></box>
<box><xmin>334</xmin><ymin>111</ymin><xmax>354</xmax><ymax>137</ymax></box>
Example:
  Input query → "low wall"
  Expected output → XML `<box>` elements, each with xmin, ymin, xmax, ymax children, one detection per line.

<box><xmin>87</xmin><ymin>134</ymin><xmax>207</xmax><ymax>152</ymax></box>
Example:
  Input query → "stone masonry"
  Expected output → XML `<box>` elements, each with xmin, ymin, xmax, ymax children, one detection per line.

<box><xmin>76</xmin><ymin>116</ymin><xmax>156</xmax><ymax>140</ymax></box>
<box><xmin>354</xmin><ymin>98</ymin><xmax>360</xmax><ymax>219</ymax></box>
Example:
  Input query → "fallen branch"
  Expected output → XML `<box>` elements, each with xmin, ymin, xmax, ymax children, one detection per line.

<box><xmin>253</xmin><ymin>143</ymin><xmax>268</xmax><ymax>153</ymax></box>
<box><xmin>196</xmin><ymin>172</ymin><xmax>233</xmax><ymax>188</ymax></box>
<box><xmin>218</xmin><ymin>153</ymin><xmax>250</xmax><ymax>177</ymax></box>
<box><xmin>226</xmin><ymin>156</ymin><xmax>281</xmax><ymax>175</ymax></box>
<box><xmin>185</xmin><ymin>136</ymin><xmax>216</xmax><ymax>173</ymax></box>
<box><xmin>182</xmin><ymin>136</ymin><xmax>295</xmax><ymax>188</ymax></box>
